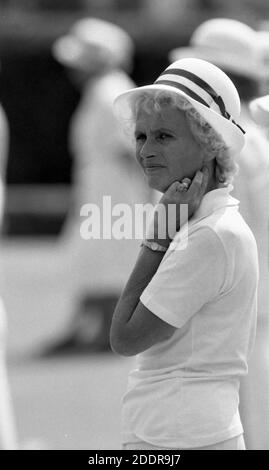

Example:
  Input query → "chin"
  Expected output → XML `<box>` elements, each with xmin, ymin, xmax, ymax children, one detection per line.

<box><xmin>148</xmin><ymin>180</ymin><xmax>166</xmax><ymax>193</ymax></box>
<box><xmin>146</xmin><ymin>176</ymin><xmax>167</xmax><ymax>193</ymax></box>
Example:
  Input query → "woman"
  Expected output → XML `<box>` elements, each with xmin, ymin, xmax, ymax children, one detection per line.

<box><xmin>110</xmin><ymin>58</ymin><xmax>258</xmax><ymax>450</ymax></box>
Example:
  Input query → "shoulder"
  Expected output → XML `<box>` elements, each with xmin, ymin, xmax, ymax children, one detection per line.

<box><xmin>169</xmin><ymin>224</ymin><xmax>227</xmax><ymax>272</ymax></box>
<box><xmin>197</xmin><ymin>210</ymin><xmax>258</xmax><ymax>280</ymax></box>
<box><xmin>202</xmin><ymin>208</ymin><xmax>253</xmax><ymax>246</ymax></box>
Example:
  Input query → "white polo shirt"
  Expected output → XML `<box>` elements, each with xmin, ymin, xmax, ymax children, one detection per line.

<box><xmin>121</xmin><ymin>186</ymin><xmax>258</xmax><ymax>448</ymax></box>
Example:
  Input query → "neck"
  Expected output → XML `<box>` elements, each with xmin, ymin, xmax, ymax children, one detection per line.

<box><xmin>206</xmin><ymin>178</ymin><xmax>218</xmax><ymax>194</ymax></box>
<box><xmin>203</xmin><ymin>161</ymin><xmax>218</xmax><ymax>194</ymax></box>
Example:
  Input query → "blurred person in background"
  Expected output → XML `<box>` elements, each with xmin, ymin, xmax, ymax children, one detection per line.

<box><xmin>256</xmin><ymin>25</ymin><xmax>269</xmax><ymax>96</ymax></box>
<box><xmin>110</xmin><ymin>57</ymin><xmax>257</xmax><ymax>450</ymax></box>
<box><xmin>0</xmin><ymin>91</ymin><xmax>18</xmax><ymax>449</ymax></box>
<box><xmin>250</xmin><ymin>94</ymin><xmax>269</xmax><ymax>136</ymax></box>
<box><xmin>46</xmin><ymin>18</ymin><xmax>151</xmax><ymax>353</ymax></box>
<box><xmin>170</xmin><ymin>18</ymin><xmax>269</xmax><ymax>450</ymax></box>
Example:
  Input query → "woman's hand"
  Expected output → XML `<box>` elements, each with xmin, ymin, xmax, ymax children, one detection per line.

<box><xmin>147</xmin><ymin>167</ymin><xmax>209</xmax><ymax>247</ymax></box>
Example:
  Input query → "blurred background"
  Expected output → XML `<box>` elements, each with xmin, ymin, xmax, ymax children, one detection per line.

<box><xmin>0</xmin><ymin>0</ymin><xmax>269</xmax><ymax>450</ymax></box>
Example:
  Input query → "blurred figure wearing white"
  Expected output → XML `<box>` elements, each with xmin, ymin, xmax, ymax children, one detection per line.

<box><xmin>0</xmin><ymin>103</ymin><xmax>18</xmax><ymax>449</ymax></box>
<box><xmin>250</xmin><ymin>95</ymin><xmax>269</xmax><ymax>132</ymax></box>
<box><xmin>170</xmin><ymin>18</ymin><xmax>269</xmax><ymax>449</ymax></box>
<box><xmin>256</xmin><ymin>30</ymin><xmax>269</xmax><ymax>96</ymax></box>
<box><xmin>50</xmin><ymin>18</ymin><xmax>151</xmax><ymax>351</ymax></box>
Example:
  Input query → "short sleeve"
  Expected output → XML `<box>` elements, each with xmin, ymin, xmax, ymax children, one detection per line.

<box><xmin>140</xmin><ymin>226</ymin><xmax>227</xmax><ymax>328</ymax></box>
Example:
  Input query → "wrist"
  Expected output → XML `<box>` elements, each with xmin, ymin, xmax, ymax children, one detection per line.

<box><xmin>147</xmin><ymin>233</ymin><xmax>171</xmax><ymax>248</ymax></box>
<box><xmin>146</xmin><ymin>203</ymin><xmax>177</xmax><ymax>246</ymax></box>
<box><xmin>141</xmin><ymin>239</ymin><xmax>168</xmax><ymax>252</ymax></box>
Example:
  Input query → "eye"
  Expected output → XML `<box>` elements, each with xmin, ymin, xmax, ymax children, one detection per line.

<box><xmin>158</xmin><ymin>132</ymin><xmax>172</xmax><ymax>140</ymax></box>
<box><xmin>135</xmin><ymin>132</ymin><xmax>146</xmax><ymax>142</ymax></box>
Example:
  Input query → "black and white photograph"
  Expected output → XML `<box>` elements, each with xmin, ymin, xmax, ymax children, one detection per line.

<box><xmin>0</xmin><ymin>0</ymin><xmax>268</xmax><ymax>454</ymax></box>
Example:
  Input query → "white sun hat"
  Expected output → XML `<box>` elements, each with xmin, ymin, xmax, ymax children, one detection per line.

<box><xmin>249</xmin><ymin>95</ymin><xmax>269</xmax><ymax>127</ymax></box>
<box><xmin>52</xmin><ymin>17</ymin><xmax>134</xmax><ymax>71</ymax></box>
<box><xmin>169</xmin><ymin>18</ymin><xmax>264</xmax><ymax>80</ymax></box>
<box><xmin>114</xmin><ymin>57</ymin><xmax>245</xmax><ymax>156</ymax></box>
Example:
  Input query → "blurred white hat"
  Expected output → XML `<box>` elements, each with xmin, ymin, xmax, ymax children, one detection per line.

<box><xmin>170</xmin><ymin>18</ymin><xmax>264</xmax><ymax>80</ymax></box>
<box><xmin>114</xmin><ymin>58</ymin><xmax>245</xmax><ymax>156</ymax></box>
<box><xmin>52</xmin><ymin>18</ymin><xmax>134</xmax><ymax>71</ymax></box>
<box><xmin>249</xmin><ymin>95</ymin><xmax>269</xmax><ymax>127</ymax></box>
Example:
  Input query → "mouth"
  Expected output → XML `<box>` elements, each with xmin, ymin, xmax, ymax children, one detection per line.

<box><xmin>143</xmin><ymin>164</ymin><xmax>166</xmax><ymax>170</ymax></box>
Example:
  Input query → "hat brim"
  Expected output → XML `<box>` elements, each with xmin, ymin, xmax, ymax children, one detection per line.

<box><xmin>114</xmin><ymin>84</ymin><xmax>245</xmax><ymax>156</ymax></box>
<box><xmin>169</xmin><ymin>47</ymin><xmax>265</xmax><ymax>81</ymax></box>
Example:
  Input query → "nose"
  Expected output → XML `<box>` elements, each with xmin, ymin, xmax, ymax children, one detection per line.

<box><xmin>139</xmin><ymin>136</ymin><xmax>157</xmax><ymax>159</ymax></box>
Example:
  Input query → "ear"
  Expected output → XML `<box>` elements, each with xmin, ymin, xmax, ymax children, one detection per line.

<box><xmin>202</xmin><ymin>149</ymin><xmax>215</xmax><ymax>163</ymax></box>
<box><xmin>215</xmin><ymin>164</ymin><xmax>225</xmax><ymax>184</ymax></box>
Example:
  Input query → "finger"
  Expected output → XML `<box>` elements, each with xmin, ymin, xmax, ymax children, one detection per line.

<box><xmin>181</xmin><ymin>178</ymin><xmax>191</xmax><ymax>191</ymax></box>
<box><xmin>181</xmin><ymin>177</ymin><xmax>191</xmax><ymax>187</ymax></box>
<box><xmin>188</xmin><ymin>170</ymin><xmax>204</xmax><ymax>195</ymax></box>
<box><xmin>165</xmin><ymin>180</ymin><xmax>181</xmax><ymax>196</ymax></box>
<box><xmin>199</xmin><ymin>166</ymin><xmax>209</xmax><ymax>196</ymax></box>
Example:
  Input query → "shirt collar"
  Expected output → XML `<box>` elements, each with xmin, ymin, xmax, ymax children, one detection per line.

<box><xmin>191</xmin><ymin>184</ymin><xmax>239</xmax><ymax>223</ymax></box>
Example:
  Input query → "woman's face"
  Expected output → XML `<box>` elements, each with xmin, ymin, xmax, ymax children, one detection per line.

<box><xmin>135</xmin><ymin>104</ymin><xmax>204</xmax><ymax>193</ymax></box>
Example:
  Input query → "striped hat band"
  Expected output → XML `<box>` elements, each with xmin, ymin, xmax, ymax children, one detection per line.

<box><xmin>155</xmin><ymin>68</ymin><xmax>245</xmax><ymax>134</ymax></box>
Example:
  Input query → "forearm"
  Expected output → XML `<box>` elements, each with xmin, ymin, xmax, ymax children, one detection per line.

<box><xmin>110</xmin><ymin>207</ymin><xmax>174</xmax><ymax>355</ymax></box>
<box><xmin>112</xmin><ymin>245</ymin><xmax>165</xmax><ymax>327</ymax></box>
